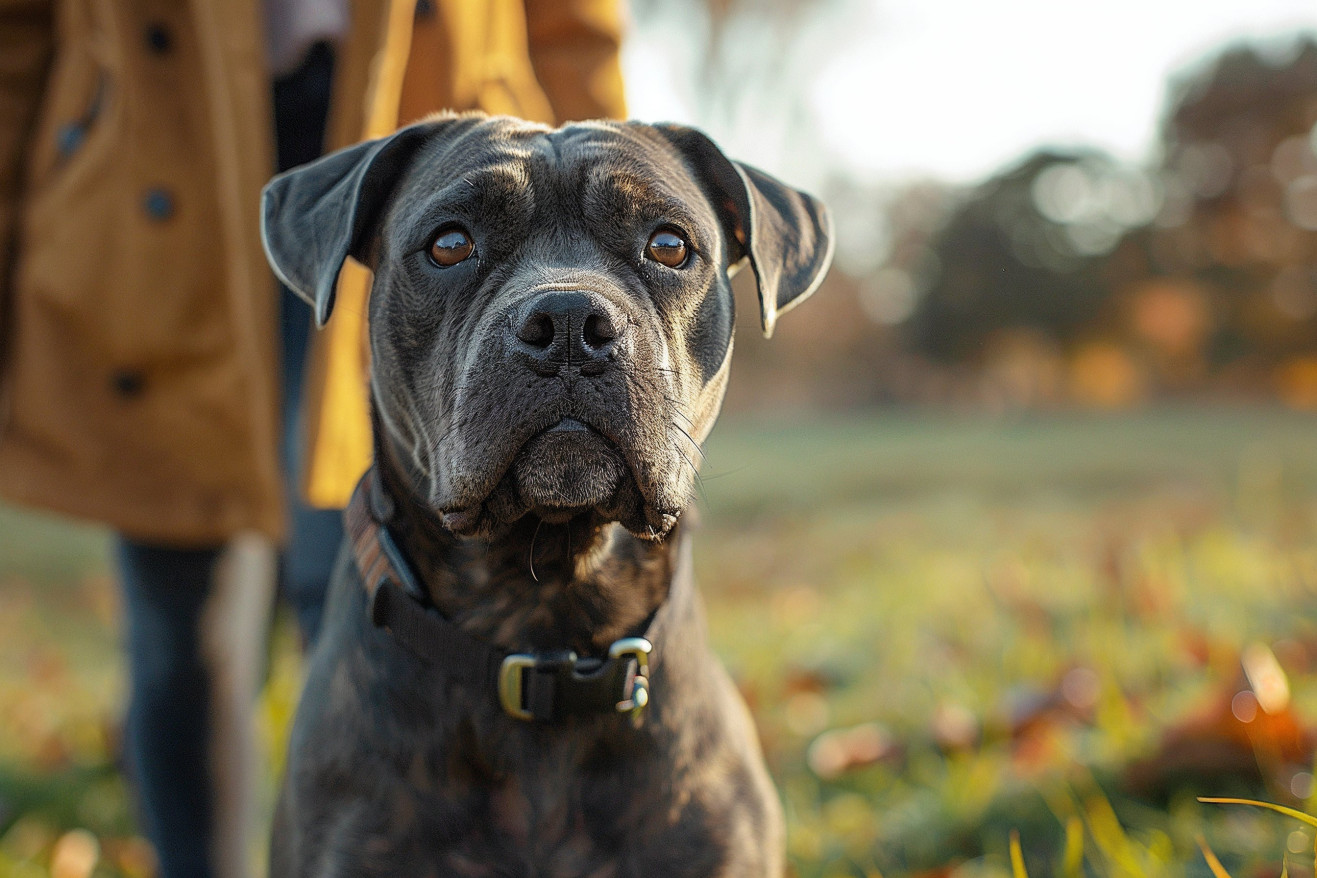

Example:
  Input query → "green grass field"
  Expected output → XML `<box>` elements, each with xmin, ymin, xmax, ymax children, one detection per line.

<box><xmin>5</xmin><ymin>406</ymin><xmax>1317</xmax><ymax>876</ymax></box>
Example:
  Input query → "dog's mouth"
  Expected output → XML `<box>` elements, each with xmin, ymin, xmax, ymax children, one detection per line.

<box><xmin>438</xmin><ymin>417</ymin><xmax>681</xmax><ymax>541</ymax></box>
<box><xmin>511</xmin><ymin>418</ymin><xmax>627</xmax><ymax>520</ymax></box>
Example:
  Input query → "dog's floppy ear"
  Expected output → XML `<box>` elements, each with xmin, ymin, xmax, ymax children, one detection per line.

<box><xmin>655</xmin><ymin>124</ymin><xmax>835</xmax><ymax>337</ymax></box>
<box><xmin>260</xmin><ymin>120</ymin><xmax>447</xmax><ymax>326</ymax></box>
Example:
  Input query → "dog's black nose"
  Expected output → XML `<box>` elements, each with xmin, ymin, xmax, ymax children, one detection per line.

<box><xmin>512</xmin><ymin>290</ymin><xmax>622</xmax><ymax>375</ymax></box>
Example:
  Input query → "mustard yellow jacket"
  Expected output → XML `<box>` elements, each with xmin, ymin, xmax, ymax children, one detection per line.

<box><xmin>0</xmin><ymin>0</ymin><xmax>626</xmax><ymax>543</ymax></box>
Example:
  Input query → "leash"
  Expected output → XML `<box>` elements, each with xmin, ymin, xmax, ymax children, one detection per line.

<box><xmin>346</xmin><ymin>469</ymin><xmax>654</xmax><ymax>723</ymax></box>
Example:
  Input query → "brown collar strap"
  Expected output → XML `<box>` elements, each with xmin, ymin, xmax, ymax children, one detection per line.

<box><xmin>346</xmin><ymin>469</ymin><xmax>654</xmax><ymax>723</ymax></box>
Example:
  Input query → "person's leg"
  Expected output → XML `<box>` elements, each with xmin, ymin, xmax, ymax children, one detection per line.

<box><xmin>273</xmin><ymin>40</ymin><xmax>342</xmax><ymax>646</ymax></box>
<box><xmin>118</xmin><ymin>537</ymin><xmax>275</xmax><ymax>878</ymax></box>
<box><xmin>118</xmin><ymin>540</ymin><xmax>220</xmax><ymax>878</ymax></box>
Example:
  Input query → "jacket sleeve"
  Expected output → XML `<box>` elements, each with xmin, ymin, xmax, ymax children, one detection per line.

<box><xmin>0</xmin><ymin>0</ymin><xmax>54</xmax><ymax>315</ymax></box>
<box><xmin>522</xmin><ymin>0</ymin><xmax>627</xmax><ymax>123</ymax></box>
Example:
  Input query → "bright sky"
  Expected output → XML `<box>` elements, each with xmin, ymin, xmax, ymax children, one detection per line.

<box><xmin>623</xmin><ymin>0</ymin><xmax>1317</xmax><ymax>187</ymax></box>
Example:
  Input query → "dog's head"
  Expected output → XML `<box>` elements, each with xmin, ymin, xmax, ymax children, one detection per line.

<box><xmin>262</xmin><ymin>114</ymin><xmax>832</xmax><ymax>541</ymax></box>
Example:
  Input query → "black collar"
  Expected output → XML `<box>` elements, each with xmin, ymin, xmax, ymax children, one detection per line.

<box><xmin>347</xmin><ymin>469</ymin><xmax>656</xmax><ymax>723</ymax></box>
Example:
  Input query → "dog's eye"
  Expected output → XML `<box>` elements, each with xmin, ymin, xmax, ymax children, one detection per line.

<box><xmin>645</xmin><ymin>229</ymin><xmax>689</xmax><ymax>268</ymax></box>
<box><xmin>429</xmin><ymin>227</ymin><xmax>475</xmax><ymax>267</ymax></box>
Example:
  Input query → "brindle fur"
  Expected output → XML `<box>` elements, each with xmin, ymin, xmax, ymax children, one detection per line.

<box><xmin>261</xmin><ymin>113</ymin><xmax>832</xmax><ymax>877</ymax></box>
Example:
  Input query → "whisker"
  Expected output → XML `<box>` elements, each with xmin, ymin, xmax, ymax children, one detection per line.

<box><xmin>662</xmin><ymin>397</ymin><xmax>696</xmax><ymax>427</ymax></box>
<box><xmin>529</xmin><ymin>518</ymin><xmax>544</xmax><ymax>583</ymax></box>
<box><xmin>670</xmin><ymin>433</ymin><xmax>709</xmax><ymax>509</ymax></box>
<box><xmin>670</xmin><ymin>421</ymin><xmax>706</xmax><ymax>461</ymax></box>
<box><xmin>693</xmin><ymin>466</ymin><xmax>749</xmax><ymax>482</ymax></box>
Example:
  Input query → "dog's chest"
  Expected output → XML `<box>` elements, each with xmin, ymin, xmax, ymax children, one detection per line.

<box><xmin>370</xmin><ymin>788</ymin><xmax>658</xmax><ymax>878</ymax></box>
<box><xmin>352</xmin><ymin>738</ymin><xmax>727</xmax><ymax>878</ymax></box>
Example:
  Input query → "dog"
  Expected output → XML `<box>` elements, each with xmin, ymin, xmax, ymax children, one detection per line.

<box><xmin>260</xmin><ymin>112</ymin><xmax>833</xmax><ymax>877</ymax></box>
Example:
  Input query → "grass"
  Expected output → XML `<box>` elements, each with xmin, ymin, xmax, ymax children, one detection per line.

<box><xmin>5</xmin><ymin>405</ymin><xmax>1317</xmax><ymax>876</ymax></box>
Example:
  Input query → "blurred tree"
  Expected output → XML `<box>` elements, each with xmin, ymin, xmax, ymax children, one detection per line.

<box><xmin>1154</xmin><ymin>36</ymin><xmax>1317</xmax><ymax>375</ymax></box>
<box><xmin>906</xmin><ymin>149</ymin><xmax>1155</xmax><ymax>362</ymax></box>
<box><xmin>899</xmin><ymin>33</ymin><xmax>1317</xmax><ymax>407</ymax></box>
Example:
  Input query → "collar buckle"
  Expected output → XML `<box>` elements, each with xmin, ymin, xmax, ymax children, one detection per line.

<box><xmin>498</xmin><ymin>637</ymin><xmax>653</xmax><ymax>722</ymax></box>
<box><xmin>497</xmin><ymin>650</ymin><xmax>575</xmax><ymax>721</ymax></box>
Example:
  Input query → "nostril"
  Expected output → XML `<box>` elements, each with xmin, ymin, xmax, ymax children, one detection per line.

<box><xmin>582</xmin><ymin>313</ymin><xmax>617</xmax><ymax>350</ymax></box>
<box><xmin>517</xmin><ymin>313</ymin><xmax>555</xmax><ymax>348</ymax></box>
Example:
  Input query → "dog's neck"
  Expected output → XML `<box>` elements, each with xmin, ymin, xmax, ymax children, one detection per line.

<box><xmin>373</xmin><ymin>440</ymin><xmax>678</xmax><ymax>657</ymax></box>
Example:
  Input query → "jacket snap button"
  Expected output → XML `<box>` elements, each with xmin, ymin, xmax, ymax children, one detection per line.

<box><xmin>111</xmin><ymin>369</ymin><xmax>146</xmax><ymax>398</ymax></box>
<box><xmin>143</xmin><ymin>188</ymin><xmax>174</xmax><ymax>221</ymax></box>
<box><xmin>145</xmin><ymin>23</ymin><xmax>172</xmax><ymax>54</ymax></box>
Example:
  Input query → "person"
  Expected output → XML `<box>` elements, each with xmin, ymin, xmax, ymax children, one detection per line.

<box><xmin>0</xmin><ymin>2</ymin><xmax>627</xmax><ymax>876</ymax></box>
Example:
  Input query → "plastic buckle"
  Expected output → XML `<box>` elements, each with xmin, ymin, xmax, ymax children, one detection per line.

<box><xmin>498</xmin><ymin>654</ymin><xmax>537</xmax><ymax>721</ymax></box>
<box><xmin>498</xmin><ymin>650</ymin><xmax>576</xmax><ymax>721</ymax></box>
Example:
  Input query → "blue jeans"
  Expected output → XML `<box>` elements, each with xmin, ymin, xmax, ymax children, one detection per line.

<box><xmin>116</xmin><ymin>41</ymin><xmax>340</xmax><ymax>878</ymax></box>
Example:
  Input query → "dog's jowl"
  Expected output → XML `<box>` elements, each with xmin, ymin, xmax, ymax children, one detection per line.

<box><xmin>261</xmin><ymin>113</ymin><xmax>833</xmax><ymax>877</ymax></box>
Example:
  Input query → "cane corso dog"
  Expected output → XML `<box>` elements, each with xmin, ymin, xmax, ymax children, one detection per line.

<box><xmin>260</xmin><ymin>112</ymin><xmax>833</xmax><ymax>877</ymax></box>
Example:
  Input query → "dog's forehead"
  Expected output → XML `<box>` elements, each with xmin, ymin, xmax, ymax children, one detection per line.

<box><xmin>402</xmin><ymin>117</ymin><xmax>543</xmax><ymax>188</ymax></box>
<box><xmin>556</xmin><ymin>125</ymin><xmax>710</xmax><ymax>203</ymax></box>
<box><xmin>401</xmin><ymin>118</ymin><xmax>701</xmax><ymax>207</ymax></box>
